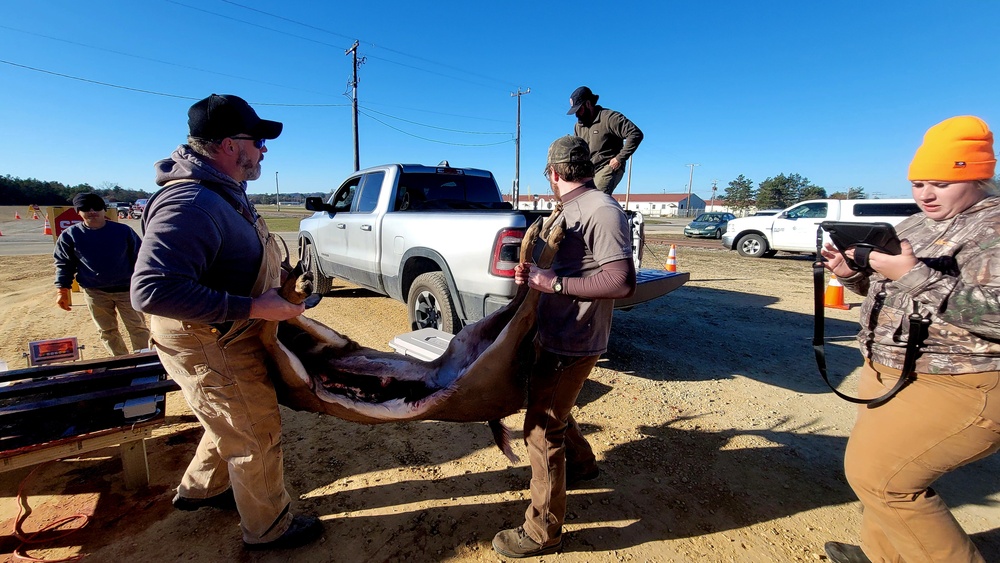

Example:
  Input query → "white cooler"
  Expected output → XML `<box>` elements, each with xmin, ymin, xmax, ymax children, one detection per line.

<box><xmin>388</xmin><ymin>328</ymin><xmax>454</xmax><ymax>362</ymax></box>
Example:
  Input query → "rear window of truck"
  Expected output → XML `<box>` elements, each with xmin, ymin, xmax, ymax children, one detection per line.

<box><xmin>397</xmin><ymin>172</ymin><xmax>504</xmax><ymax>209</ymax></box>
<box><xmin>851</xmin><ymin>202</ymin><xmax>920</xmax><ymax>217</ymax></box>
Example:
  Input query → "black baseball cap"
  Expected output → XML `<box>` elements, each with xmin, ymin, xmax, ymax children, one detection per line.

<box><xmin>567</xmin><ymin>86</ymin><xmax>598</xmax><ymax>115</ymax></box>
<box><xmin>188</xmin><ymin>94</ymin><xmax>283</xmax><ymax>141</ymax></box>
<box><xmin>72</xmin><ymin>193</ymin><xmax>106</xmax><ymax>211</ymax></box>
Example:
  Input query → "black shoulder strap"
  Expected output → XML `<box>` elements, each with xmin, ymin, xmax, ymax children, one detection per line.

<box><xmin>812</xmin><ymin>225</ymin><xmax>929</xmax><ymax>408</ymax></box>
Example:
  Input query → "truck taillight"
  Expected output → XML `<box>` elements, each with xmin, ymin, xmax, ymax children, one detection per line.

<box><xmin>490</xmin><ymin>228</ymin><xmax>525</xmax><ymax>277</ymax></box>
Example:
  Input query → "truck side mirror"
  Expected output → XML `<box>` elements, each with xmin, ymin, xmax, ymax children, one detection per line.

<box><xmin>305</xmin><ymin>196</ymin><xmax>331</xmax><ymax>212</ymax></box>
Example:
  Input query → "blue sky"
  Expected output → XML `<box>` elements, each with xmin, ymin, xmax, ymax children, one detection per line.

<box><xmin>1</xmin><ymin>1</ymin><xmax>998</xmax><ymax>201</ymax></box>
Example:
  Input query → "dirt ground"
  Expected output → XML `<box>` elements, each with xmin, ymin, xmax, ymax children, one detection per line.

<box><xmin>0</xmin><ymin>213</ymin><xmax>997</xmax><ymax>562</ymax></box>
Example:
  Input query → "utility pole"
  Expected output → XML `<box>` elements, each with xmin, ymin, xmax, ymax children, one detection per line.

<box><xmin>710</xmin><ymin>179</ymin><xmax>717</xmax><ymax>211</ymax></box>
<box><xmin>275</xmin><ymin>171</ymin><xmax>280</xmax><ymax>208</ymax></box>
<box><xmin>685</xmin><ymin>163</ymin><xmax>700</xmax><ymax>217</ymax></box>
<box><xmin>511</xmin><ymin>88</ymin><xmax>530</xmax><ymax>206</ymax></box>
<box><xmin>624</xmin><ymin>158</ymin><xmax>633</xmax><ymax>209</ymax></box>
<box><xmin>346</xmin><ymin>40</ymin><xmax>365</xmax><ymax>172</ymax></box>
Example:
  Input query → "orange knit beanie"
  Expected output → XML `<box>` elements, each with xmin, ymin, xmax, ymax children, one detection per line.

<box><xmin>908</xmin><ymin>116</ymin><xmax>996</xmax><ymax>181</ymax></box>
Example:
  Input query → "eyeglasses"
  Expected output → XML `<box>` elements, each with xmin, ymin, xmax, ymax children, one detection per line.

<box><xmin>230</xmin><ymin>136</ymin><xmax>266</xmax><ymax>149</ymax></box>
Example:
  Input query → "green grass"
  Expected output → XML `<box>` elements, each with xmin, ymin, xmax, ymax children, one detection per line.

<box><xmin>256</xmin><ymin>205</ymin><xmax>313</xmax><ymax>232</ymax></box>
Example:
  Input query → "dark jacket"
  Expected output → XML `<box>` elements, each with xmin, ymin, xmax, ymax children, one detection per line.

<box><xmin>131</xmin><ymin>145</ymin><xmax>262</xmax><ymax>324</ymax></box>
<box><xmin>574</xmin><ymin>107</ymin><xmax>643</xmax><ymax>169</ymax></box>
<box><xmin>53</xmin><ymin>221</ymin><xmax>141</xmax><ymax>291</ymax></box>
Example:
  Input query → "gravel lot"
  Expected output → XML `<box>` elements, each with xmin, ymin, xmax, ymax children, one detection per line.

<box><xmin>0</xmin><ymin>208</ymin><xmax>996</xmax><ymax>562</ymax></box>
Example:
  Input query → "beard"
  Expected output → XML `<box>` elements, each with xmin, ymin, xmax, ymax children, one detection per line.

<box><xmin>238</xmin><ymin>146</ymin><xmax>262</xmax><ymax>181</ymax></box>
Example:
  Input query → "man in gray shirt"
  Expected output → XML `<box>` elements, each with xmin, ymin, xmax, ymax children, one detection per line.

<box><xmin>568</xmin><ymin>86</ymin><xmax>643</xmax><ymax>195</ymax></box>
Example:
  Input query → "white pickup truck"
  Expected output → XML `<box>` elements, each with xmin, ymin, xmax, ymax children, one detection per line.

<box><xmin>721</xmin><ymin>198</ymin><xmax>921</xmax><ymax>258</ymax></box>
<box><xmin>299</xmin><ymin>163</ymin><xmax>688</xmax><ymax>333</ymax></box>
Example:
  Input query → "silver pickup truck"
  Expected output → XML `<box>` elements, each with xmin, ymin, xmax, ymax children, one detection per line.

<box><xmin>299</xmin><ymin>163</ymin><xmax>687</xmax><ymax>333</ymax></box>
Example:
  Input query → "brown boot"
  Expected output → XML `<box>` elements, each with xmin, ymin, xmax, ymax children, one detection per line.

<box><xmin>824</xmin><ymin>542</ymin><xmax>872</xmax><ymax>563</ymax></box>
<box><xmin>492</xmin><ymin>526</ymin><xmax>561</xmax><ymax>558</ymax></box>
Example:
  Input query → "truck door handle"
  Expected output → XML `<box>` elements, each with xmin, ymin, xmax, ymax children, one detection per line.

<box><xmin>360</xmin><ymin>224</ymin><xmax>372</xmax><ymax>231</ymax></box>
<box><xmin>336</xmin><ymin>223</ymin><xmax>346</xmax><ymax>229</ymax></box>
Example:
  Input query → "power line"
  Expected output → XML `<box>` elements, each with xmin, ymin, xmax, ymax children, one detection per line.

<box><xmin>357</xmin><ymin>105</ymin><xmax>511</xmax><ymax>135</ymax></box>
<box><xmin>357</xmin><ymin>108</ymin><xmax>514</xmax><ymax>147</ymax></box>
<box><xmin>164</xmin><ymin>0</ymin><xmax>514</xmax><ymax>91</ymax></box>
<box><xmin>0</xmin><ymin>58</ymin><xmax>355</xmax><ymax>107</ymax></box>
<box><xmin>0</xmin><ymin>59</ymin><xmax>200</xmax><ymax>100</ymax></box>
<box><xmin>219</xmin><ymin>0</ymin><xmax>520</xmax><ymax>90</ymax></box>
<box><xmin>0</xmin><ymin>24</ymin><xmax>334</xmax><ymax>97</ymax></box>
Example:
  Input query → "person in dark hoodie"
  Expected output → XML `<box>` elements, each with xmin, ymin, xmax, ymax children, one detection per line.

<box><xmin>54</xmin><ymin>192</ymin><xmax>149</xmax><ymax>356</ymax></box>
<box><xmin>131</xmin><ymin>94</ymin><xmax>320</xmax><ymax>551</ymax></box>
<box><xmin>567</xmin><ymin>86</ymin><xmax>643</xmax><ymax>195</ymax></box>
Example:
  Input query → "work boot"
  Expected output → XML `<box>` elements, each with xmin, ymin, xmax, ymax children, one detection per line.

<box><xmin>172</xmin><ymin>488</ymin><xmax>237</xmax><ymax>511</ymax></box>
<box><xmin>244</xmin><ymin>515</ymin><xmax>323</xmax><ymax>551</ymax></box>
<box><xmin>824</xmin><ymin>541</ymin><xmax>873</xmax><ymax>563</ymax></box>
<box><xmin>567</xmin><ymin>465</ymin><xmax>600</xmax><ymax>489</ymax></box>
<box><xmin>492</xmin><ymin>526</ymin><xmax>561</xmax><ymax>558</ymax></box>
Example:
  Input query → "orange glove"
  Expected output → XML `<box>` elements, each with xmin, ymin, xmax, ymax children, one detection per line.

<box><xmin>57</xmin><ymin>288</ymin><xmax>72</xmax><ymax>311</ymax></box>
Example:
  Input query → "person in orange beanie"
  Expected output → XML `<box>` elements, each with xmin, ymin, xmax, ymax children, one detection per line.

<box><xmin>820</xmin><ymin>115</ymin><xmax>999</xmax><ymax>563</ymax></box>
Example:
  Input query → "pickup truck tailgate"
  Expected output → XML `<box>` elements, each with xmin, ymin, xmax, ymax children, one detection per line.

<box><xmin>614</xmin><ymin>269</ymin><xmax>689</xmax><ymax>309</ymax></box>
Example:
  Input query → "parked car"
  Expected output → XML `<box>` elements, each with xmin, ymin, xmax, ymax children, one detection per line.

<box><xmin>722</xmin><ymin>198</ymin><xmax>920</xmax><ymax>258</ymax></box>
<box><xmin>130</xmin><ymin>198</ymin><xmax>149</xmax><ymax>219</ymax></box>
<box><xmin>683</xmin><ymin>212</ymin><xmax>735</xmax><ymax>239</ymax></box>
<box><xmin>111</xmin><ymin>202</ymin><xmax>132</xmax><ymax>219</ymax></box>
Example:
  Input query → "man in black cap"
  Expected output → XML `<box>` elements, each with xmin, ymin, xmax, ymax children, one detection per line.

<box><xmin>567</xmin><ymin>86</ymin><xmax>644</xmax><ymax>195</ymax></box>
<box><xmin>53</xmin><ymin>192</ymin><xmax>149</xmax><ymax>356</ymax></box>
<box><xmin>132</xmin><ymin>94</ymin><xmax>320</xmax><ymax>551</ymax></box>
<box><xmin>492</xmin><ymin>135</ymin><xmax>636</xmax><ymax>558</ymax></box>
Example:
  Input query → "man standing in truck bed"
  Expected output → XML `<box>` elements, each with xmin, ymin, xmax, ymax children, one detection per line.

<box><xmin>568</xmin><ymin>86</ymin><xmax>643</xmax><ymax>195</ymax></box>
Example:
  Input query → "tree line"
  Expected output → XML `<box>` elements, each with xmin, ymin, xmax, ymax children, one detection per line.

<box><xmin>721</xmin><ymin>173</ymin><xmax>868</xmax><ymax>216</ymax></box>
<box><xmin>0</xmin><ymin>174</ymin><xmax>320</xmax><ymax>206</ymax></box>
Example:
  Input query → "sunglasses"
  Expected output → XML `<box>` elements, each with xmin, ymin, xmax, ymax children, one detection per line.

<box><xmin>77</xmin><ymin>207</ymin><xmax>103</xmax><ymax>212</ymax></box>
<box><xmin>230</xmin><ymin>136</ymin><xmax>266</xmax><ymax>149</ymax></box>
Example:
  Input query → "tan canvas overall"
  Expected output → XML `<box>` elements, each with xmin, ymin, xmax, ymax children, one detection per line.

<box><xmin>150</xmin><ymin>207</ymin><xmax>291</xmax><ymax>544</ymax></box>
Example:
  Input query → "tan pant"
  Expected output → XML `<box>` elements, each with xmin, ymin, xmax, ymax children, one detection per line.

<box><xmin>846</xmin><ymin>361</ymin><xmax>1000</xmax><ymax>563</ymax></box>
<box><xmin>151</xmin><ymin>316</ymin><xmax>293</xmax><ymax>544</ymax></box>
<box><xmin>594</xmin><ymin>164</ymin><xmax>626</xmax><ymax>195</ymax></box>
<box><xmin>82</xmin><ymin>287</ymin><xmax>150</xmax><ymax>356</ymax></box>
<box><xmin>522</xmin><ymin>349</ymin><xmax>600</xmax><ymax>545</ymax></box>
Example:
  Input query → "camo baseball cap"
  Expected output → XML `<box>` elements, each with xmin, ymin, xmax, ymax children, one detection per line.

<box><xmin>547</xmin><ymin>135</ymin><xmax>590</xmax><ymax>165</ymax></box>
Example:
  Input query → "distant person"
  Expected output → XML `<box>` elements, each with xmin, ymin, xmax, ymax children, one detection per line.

<box><xmin>53</xmin><ymin>193</ymin><xmax>149</xmax><ymax>356</ymax></box>
<box><xmin>131</xmin><ymin>94</ymin><xmax>319</xmax><ymax>551</ymax></box>
<box><xmin>821</xmin><ymin>116</ymin><xmax>1000</xmax><ymax>563</ymax></box>
<box><xmin>568</xmin><ymin>86</ymin><xmax>643</xmax><ymax>195</ymax></box>
<box><xmin>492</xmin><ymin>135</ymin><xmax>636</xmax><ymax>558</ymax></box>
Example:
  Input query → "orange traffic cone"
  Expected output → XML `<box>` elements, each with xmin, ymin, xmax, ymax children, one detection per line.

<box><xmin>42</xmin><ymin>217</ymin><xmax>52</xmax><ymax>236</ymax></box>
<box><xmin>665</xmin><ymin>244</ymin><xmax>678</xmax><ymax>272</ymax></box>
<box><xmin>824</xmin><ymin>274</ymin><xmax>851</xmax><ymax>310</ymax></box>
<box><xmin>13</xmin><ymin>211</ymin><xmax>20</xmax><ymax>220</ymax></box>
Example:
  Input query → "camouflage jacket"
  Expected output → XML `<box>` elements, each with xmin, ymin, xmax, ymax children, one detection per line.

<box><xmin>840</xmin><ymin>196</ymin><xmax>1000</xmax><ymax>374</ymax></box>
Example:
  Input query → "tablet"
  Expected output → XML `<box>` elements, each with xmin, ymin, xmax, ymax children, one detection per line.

<box><xmin>820</xmin><ymin>221</ymin><xmax>902</xmax><ymax>272</ymax></box>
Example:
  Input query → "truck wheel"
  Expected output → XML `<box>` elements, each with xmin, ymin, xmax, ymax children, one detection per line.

<box><xmin>736</xmin><ymin>234</ymin><xmax>769</xmax><ymax>258</ymax></box>
<box><xmin>303</xmin><ymin>242</ymin><xmax>333</xmax><ymax>295</ymax></box>
<box><xmin>118</xmin><ymin>211</ymin><xmax>127</xmax><ymax>219</ymax></box>
<box><xmin>408</xmin><ymin>272</ymin><xmax>460</xmax><ymax>334</ymax></box>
